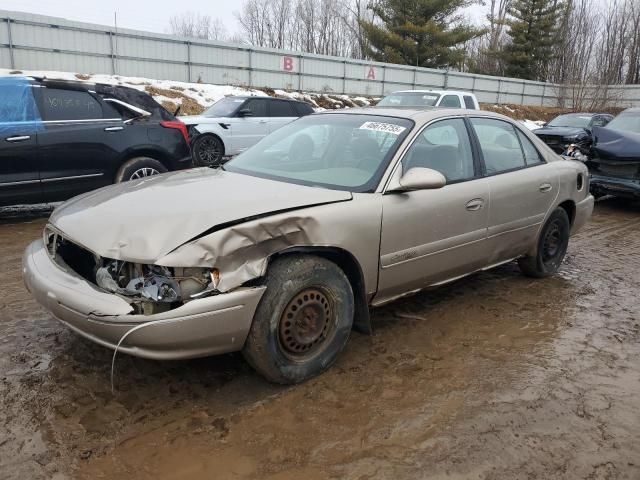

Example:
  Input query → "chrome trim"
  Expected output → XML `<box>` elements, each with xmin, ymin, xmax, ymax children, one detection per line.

<box><xmin>0</xmin><ymin>179</ymin><xmax>40</xmax><ymax>187</ymax></box>
<box><xmin>41</xmin><ymin>173</ymin><xmax>104</xmax><ymax>183</ymax></box>
<box><xmin>103</xmin><ymin>98</ymin><xmax>151</xmax><ymax>117</ymax></box>
<box><xmin>42</xmin><ymin>118</ymin><xmax>121</xmax><ymax>124</ymax></box>
<box><xmin>6</xmin><ymin>135</ymin><xmax>31</xmax><ymax>142</ymax></box>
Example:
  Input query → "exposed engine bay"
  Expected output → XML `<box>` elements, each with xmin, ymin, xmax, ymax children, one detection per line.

<box><xmin>45</xmin><ymin>227</ymin><xmax>220</xmax><ymax>315</ymax></box>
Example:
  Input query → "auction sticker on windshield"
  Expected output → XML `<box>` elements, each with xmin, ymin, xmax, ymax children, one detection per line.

<box><xmin>359</xmin><ymin>122</ymin><xmax>406</xmax><ymax>135</ymax></box>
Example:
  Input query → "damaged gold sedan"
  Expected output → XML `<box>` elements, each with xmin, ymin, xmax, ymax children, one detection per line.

<box><xmin>23</xmin><ymin>109</ymin><xmax>594</xmax><ymax>383</ymax></box>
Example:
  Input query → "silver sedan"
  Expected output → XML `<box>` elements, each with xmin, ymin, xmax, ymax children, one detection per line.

<box><xmin>23</xmin><ymin>108</ymin><xmax>594</xmax><ymax>384</ymax></box>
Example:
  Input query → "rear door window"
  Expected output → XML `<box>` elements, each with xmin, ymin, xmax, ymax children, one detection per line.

<box><xmin>463</xmin><ymin>95</ymin><xmax>476</xmax><ymax>109</ymax></box>
<box><xmin>470</xmin><ymin>118</ymin><xmax>527</xmax><ymax>174</ymax></box>
<box><xmin>243</xmin><ymin>98</ymin><xmax>268</xmax><ymax>117</ymax></box>
<box><xmin>515</xmin><ymin>129</ymin><xmax>544</xmax><ymax>165</ymax></box>
<box><xmin>439</xmin><ymin>95</ymin><xmax>462</xmax><ymax>108</ymax></box>
<box><xmin>270</xmin><ymin>100</ymin><xmax>296</xmax><ymax>117</ymax></box>
<box><xmin>38</xmin><ymin>88</ymin><xmax>103</xmax><ymax>121</ymax></box>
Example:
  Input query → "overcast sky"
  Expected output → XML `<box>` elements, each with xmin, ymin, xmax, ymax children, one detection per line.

<box><xmin>2</xmin><ymin>0</ymin><xmax>491</xmax><ymax>37</ymax></box>
<box><xmin>2</xmin><ymin>0</ymin><xmax>242</xmax><ymax>34</ymax></box>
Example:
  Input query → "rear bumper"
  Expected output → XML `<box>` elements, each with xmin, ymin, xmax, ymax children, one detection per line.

<box><xmin>572</xmin><ymin>194</ymin><xmax>594</xmax><ymax>235</ymax></box>
<box><xmin>590</xmin><ymin>174</ymin><xmax>640</xmax><ymax>198</ymax></box>
<box><xmin>22</xmin><ymin>239</ymin><xmax>265</xmax><ymax>360</ymax></box>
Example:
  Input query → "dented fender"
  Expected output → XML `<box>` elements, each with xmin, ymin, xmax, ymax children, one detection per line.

<box><xmin>155</xmin><ymin>194</ymin><xmax>384</xmax><ymax>297</ymax></box>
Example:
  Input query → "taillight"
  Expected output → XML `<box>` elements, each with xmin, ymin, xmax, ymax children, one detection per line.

<box><xmin>160</xmin><ymin>120</ymin><xmax>190</xmax><ymax>146</ymax></box>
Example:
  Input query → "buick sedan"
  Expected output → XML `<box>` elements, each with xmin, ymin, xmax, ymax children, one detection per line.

<box><xmin>23</xmin><ymin>108</ymin><xmax>594</xmax><ymax>384</ymax></box>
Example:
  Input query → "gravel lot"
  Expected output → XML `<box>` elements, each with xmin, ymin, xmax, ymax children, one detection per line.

<box><xmin>1</xmin><ymin>198</ymin><xmax>639</xmax><ymax>480</ymax></box>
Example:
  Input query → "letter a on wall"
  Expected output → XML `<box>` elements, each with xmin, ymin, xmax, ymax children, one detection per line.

<box><xmin>366</xmin><ymin>66</ymin><xmax>376</xmax><ymax>80</ymax></box>
<box><xmin>282</xmin><ymin>56</ymin><xmax>295</xmax><ymax>72</ymax></box>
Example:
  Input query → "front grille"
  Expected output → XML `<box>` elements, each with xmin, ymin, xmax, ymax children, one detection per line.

<box><xmin>537</xmin><ymin>135</ymin><xmax>564</xmax><ymax>153</ymax></box>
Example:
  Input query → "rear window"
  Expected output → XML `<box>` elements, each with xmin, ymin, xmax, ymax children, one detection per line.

<box><xmin>463</xmin><ymin>95</ymin><xmax>476</xmax><ymax>109</ymax></box>
<box><xmin>378</xmin><ymin>92</ymin><xmax>440</xmax><ymax>107</ymax></box>
<box><xmin>439</xmin><ymin>95</ymin><xmax>461</xmax><ymax>108</ymax></box>
<box><xmin>270</xmin><ymin>100</ymin><xmax>296</xmax><ymax>117</ymax></box>
<box><xmin>38</xmin><ymin>88</ymin><xmax>102</xmax><ymax>121</ymax></box>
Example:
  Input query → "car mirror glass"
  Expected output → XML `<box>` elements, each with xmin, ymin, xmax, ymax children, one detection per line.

<box><xmin>238</xmin><ymin>108</ymin><xmax>253</xmax><ymax>117</ymax></box>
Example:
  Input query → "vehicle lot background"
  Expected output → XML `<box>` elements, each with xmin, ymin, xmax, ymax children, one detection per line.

<box><xmin>1</xmin><ymin>9</ymin><xmax>639</xmax><ymax>107</ymax></box>
<box><xmin>1</xmin><ymin>198</ymin><xmax>639</xmax><ymax>479</ymax></box>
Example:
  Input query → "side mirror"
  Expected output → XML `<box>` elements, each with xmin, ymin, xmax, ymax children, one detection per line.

<box><xmin>390</xmin><ymin>167</ymin><xmax>446</xmax><ymax>192</ymax></box>
<box><xmin>238</xmin><ymin>108</ymin><xmax>253</xmax><ymax>117</ymax></box>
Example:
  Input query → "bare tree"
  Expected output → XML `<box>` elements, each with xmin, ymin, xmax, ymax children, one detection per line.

<box><xmin>168</xmin><ymin>12</ymin><xmax>228</xmax><ymax>41</ymax></box>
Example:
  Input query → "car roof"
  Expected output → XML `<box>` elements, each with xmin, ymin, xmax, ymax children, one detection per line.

<box><xmin>319</xmin><ymin>106</ymin><xmax>515</xmax><ymax>124</ymax></box>
<box><xmin>388</xmin><ymin>89</ymin><xmax>476</xmax><ymax>96</ymax></box>
<box><xmin>225</xmin><ymin>95</ymin><xmax>307</xmax><ymax>104</ymax></box>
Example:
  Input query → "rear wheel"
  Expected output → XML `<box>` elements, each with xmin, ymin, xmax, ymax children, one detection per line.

<box><xmin>243</xmin><ymin>255</ymin><xmax>354</xmax><ymax>384</ymax></box>
<box><xmin>192</xmin><ymin>134</ymin><xmax>224</xmax><ymax>167</ymax></box>
<box><xmin>518</xmin><ymin>208</ymin><xmax>570</xmax><ymax>278</ymax></box>
<box><xmin>115</xmin><ymin>157</ymin><xmax>167</xmax><ymax>183</ymax></box>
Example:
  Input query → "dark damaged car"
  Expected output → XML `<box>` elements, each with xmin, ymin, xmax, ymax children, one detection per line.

<box><xmin>533</xmin><ymin>113</ymin><xmax>612</xmax><ymax>154</ymax></box>
<box><xmin>587</xmin><ymin>108</ymin><xmax>640</xmax><ymax>199</ymax></box>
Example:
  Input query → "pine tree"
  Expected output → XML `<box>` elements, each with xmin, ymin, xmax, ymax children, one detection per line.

<box><xmin>359</xmin><ymin>0</ymin><xmax>483</xmax><ymax>69</ymax></box>
<box><xmin>500</xmin><ymin>0</ymin><xmax>564</xmax><ymax>81</ymax></box>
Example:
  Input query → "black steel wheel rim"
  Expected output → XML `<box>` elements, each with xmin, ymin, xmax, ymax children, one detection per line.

<box><xmin>278</xmin><ymin>287</ymin><xmax>336</xmax><ymax>361</ymax></box>
<box><xmin>542</xmin><ymin>220</ymin><xmax>563</xmax><ymax>263</ymax></box>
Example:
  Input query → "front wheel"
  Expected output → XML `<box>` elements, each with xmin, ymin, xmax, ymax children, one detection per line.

<box><xmin>192</xmin><ymin>134</ymin><xmax>224</xmax><ymax>167</ymax></box>
<box><xmin>242</xmin><ymin>255</ymin><xmax>354</xmax><ymax>384</ymax></box>
<box><xmin>518</xmin><ymin>208</ymin><xmax>570</xmax><ymax>278</ymax></box>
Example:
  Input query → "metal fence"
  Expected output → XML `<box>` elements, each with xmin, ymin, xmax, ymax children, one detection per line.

<box><xmin>1</xmin><ymin>9</ymin><xmax>639</xmax><ymax>107</ymax></box>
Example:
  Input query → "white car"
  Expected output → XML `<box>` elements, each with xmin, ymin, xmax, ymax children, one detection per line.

<box><xmin>377</xmin><ymin>89</ymin><xmax>480</xmax><ymax>110</ymax></box>
<box><xmin>182</xmin><ymin>96</ymin><xmax>314</xmax><ymax>166</ymax></box>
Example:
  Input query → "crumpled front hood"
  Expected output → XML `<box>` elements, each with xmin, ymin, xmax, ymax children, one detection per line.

<box><xmin>49</xmin><ymin>168</ymin><xmax>352</xmax><ymax>263</ymax></box>
<box><xmin>534</xmin><ymin>126</ymin><xmax>588</xmax><ymax>138</ymax></box>
<box><xmin>591</xmin><ymin>126</ymin><xmax>640</xmax><ymax>161</ymax></box>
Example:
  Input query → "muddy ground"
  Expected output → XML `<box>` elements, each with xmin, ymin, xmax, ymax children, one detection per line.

<box><xmin>1</xmin><ymin>198</ymin><xmax>639</xmax><ymax>480</ymax></box>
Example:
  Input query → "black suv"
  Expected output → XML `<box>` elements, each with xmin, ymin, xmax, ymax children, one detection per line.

<box><xmin>0</xmin><ymin>76</ymin><xmax>191</xmax><ymax>206</ymax></box>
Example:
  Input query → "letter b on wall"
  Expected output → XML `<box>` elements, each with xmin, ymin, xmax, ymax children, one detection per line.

<box><xmin>282</xmin><ymin>56</ymin><xmax>295</xmax><ymax>72</ymax></box>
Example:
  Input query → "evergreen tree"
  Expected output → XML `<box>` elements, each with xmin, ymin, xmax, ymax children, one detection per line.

<box><xmin>360</xmin><ymin>0</ymin><xmax>483</xmax><ymax>69</ymax></box>
<box><xmin>500</xmin><ymin>0</ymin><xmax>564</xmax><ymax>80</ymax></box>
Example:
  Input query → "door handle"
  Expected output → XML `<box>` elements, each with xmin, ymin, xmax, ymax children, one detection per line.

<box><xmin>6</xmin><ymin>135</ymin><xmax>31</xmax><ymax>142</ymax></box>
<box><xmin>258</xmin><ymin>120</ymin><xmax>267</xmax><ymax>124</ymax></box>
<box><xmin>104</xmin><ymin>126</ymin><xmax>124</xmax><ymax>132</ymax></box>
<box><xmin>465</xmin><ymin>198</ymin><xmax>484</xmax><ymax>211</ymax></box>
<box><xmin>539</xmin><ymin>183</ymin><xmax>553</xmax><ymax>193</ymax></box>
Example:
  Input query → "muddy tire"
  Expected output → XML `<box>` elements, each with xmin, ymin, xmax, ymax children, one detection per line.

<box><xmin>192</xmin><ymin>134</ymin><xmax>224</xmax><ymax>167</ymax></box>
<box><xmin>518</xmin><ymin>208</ymin><xmax>570</xmax><ymax>278</ymax></box>
<box><xmin>115</xmin><ymin>157</ymin><xmax>167</xmax><ymax>183</ymax></box>
<box><xmin>242</xmin><ymin>255</ymin><xmax>354</xmax><ymax>384</ymax></box>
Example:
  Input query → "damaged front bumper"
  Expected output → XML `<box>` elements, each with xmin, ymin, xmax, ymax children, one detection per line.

<box><xmin>22</xmin><ymin>239</ymin><xmax>266</xmax><ymax>360</ymax></box>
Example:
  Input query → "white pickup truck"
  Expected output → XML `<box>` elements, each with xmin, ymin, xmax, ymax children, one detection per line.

<box><xmin>377</xmin><ymin>90</ymin><xmax>480</xmax><ymax>110</ymax></box>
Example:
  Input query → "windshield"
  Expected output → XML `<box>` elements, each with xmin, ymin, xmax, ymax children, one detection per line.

<box><xmin>203</xmin><ymin>97</ymin><xmax>246</xmax><ymax>117</ymax></box>
<box><xmin>225</xmin><ymin>114</ymin><xmax>414</xmax><ymax>192</ymax></box>
<box><xmin>547</xmin><ymin>114</ymin><xmax>592</xmax><ymax>128</ymax></box>
<box><xmin>377</xmin><ymin>92</ymin><xmax>440</xmax><ymax>107</ymax></box>
<box><xmin>605</xmin><ymin>112</ymin><xmax>640</xmax><ymax>134</ymax></box>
